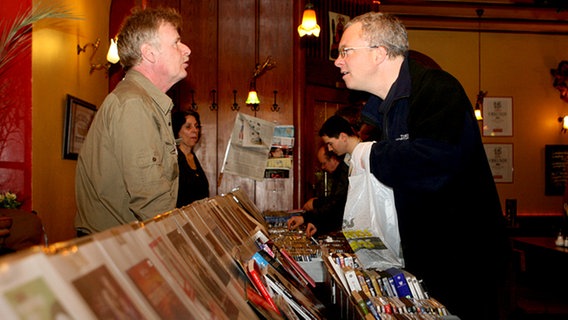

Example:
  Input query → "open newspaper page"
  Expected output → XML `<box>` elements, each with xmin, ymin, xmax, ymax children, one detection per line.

<box><xmin>221</xmin><ymin>113</ymin><xmax>275</xmax><ymax>181</ymax></box>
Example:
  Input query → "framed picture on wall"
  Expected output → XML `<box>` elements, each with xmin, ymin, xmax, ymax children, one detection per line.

<box><xmin>482</xmin><ymin>96</ymin><xmax>513</xmax><ymax>136</ymax></box>
<box><xmin>544</xmin><ymin>144</ymin><xmax>568</xmax><ymax>196</ymax></box>
<box><xmin>329</xmin><ymin>12</ymin><xmax>350</xmax><ymax>61</ymax></box>
<box><xmin>484</xmin><ymin>143</ymin><xmax>513</xmax><ymax>183</ymax></box>
<box><xmin>63</xmin><ymin>95</ymin><xmax>97</xmax><ymax>160</ymax></box>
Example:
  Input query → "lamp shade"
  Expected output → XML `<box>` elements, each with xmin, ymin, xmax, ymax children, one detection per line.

<box><xmin>475</xmin><ymin>108</ymin><xmax>483</xmax><ymax>121</ymax></box>
<box><xmin>246</xmin><ymin>90</ymin><xmax>260</xmax><ymax>105</ymax></box>
<box><xmin>106</xmin><ymin>38</ymin><xmax>120</xmax><ymax>64</ymax></box>
<box><xmin>298</xmin><ymin>6</ymin><xmax>320</xmax><ymax>37</ymax></box>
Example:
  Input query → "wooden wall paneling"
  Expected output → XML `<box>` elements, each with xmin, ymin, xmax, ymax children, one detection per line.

<box><xmin>293</xmin><ymin>0</ymin><xmax>307</xmax><ymax>209</ymax></box>
<box><xmin>179</xmin><ymin>0</ymin><xmax>220</xmax><ymax>198</ymax></box>
<box><xmin>253</xmin><ymin>0</ymin><xmax>295</xmax><ymax>212</ymax></box>
<box><xmin>217</xmin><ymin>0</ymin><xmax>257</xmax><ymax>201</ymax></box>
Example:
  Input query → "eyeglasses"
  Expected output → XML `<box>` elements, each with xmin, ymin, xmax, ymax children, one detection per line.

<box><xmin>337</xmin><ymin>46</ymin><xmax>379</xmax><ymax>59</ymax></box>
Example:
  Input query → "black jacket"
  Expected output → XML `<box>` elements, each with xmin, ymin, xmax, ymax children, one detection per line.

<box><xmin>304</xmin><ymin>161</ymin><xmax>349</xmax><ymax>235</ymax></box>
<box><xmin>363</xmin><ymin>57</ymin><xmax>510</xmax><ymax>319</ymax></box>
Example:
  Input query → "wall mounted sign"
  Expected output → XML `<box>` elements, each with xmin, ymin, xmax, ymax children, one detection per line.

<box><xmin>484</xmin><ymin>143</ymin><xmax>513</xmax><ymax>183</ymax></box>
<box><xmin>483</xmin><ymin>96</ymin><xmax>513</xmax><ymax>137</ymax></box>
<box><xmin>545</xmin><ymin>144</ymin><xmax>568</xmax><ymax>196</ymax></box>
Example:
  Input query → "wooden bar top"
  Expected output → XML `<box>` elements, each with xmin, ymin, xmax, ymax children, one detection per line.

<box><xmin>511</xmin><ymin>236</ymin><xmax>568</xmax><ymax>254</ymax></box>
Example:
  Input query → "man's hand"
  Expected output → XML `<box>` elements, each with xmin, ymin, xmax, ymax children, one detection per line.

<box><xmin>305</xmin><ymin>223</ymin><xmax>317</xmax><ymax>237</ymax></box>
<box><xmin>287</xmin><ymin>215</ymin><xmax>305</xmax><ymax>230</ymax></box>
<box><xmin>302</xmin><ymin>198</ymin><xmax>316</xmax><ymax>211</ymax></box>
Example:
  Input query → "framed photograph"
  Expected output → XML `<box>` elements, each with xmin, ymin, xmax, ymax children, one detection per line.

<box><xmin>482</xmin><ymin>96</ymin><xmax>513</xmax><ymax>136</ymax></box>
<box><xmin>63</xmin><ymin>94</ymin><xmax>96</xmax><ymax>160</ymax></box>
<box><xmin>544</xmin><ymin>144</ymin><xmax>568</xmax><ymax>195</ymax></box>
<box><xmin>329</xmin><ymin>12</ymin><xmax>350</xmax><ymax>61</ymax></box>
<box><xmin>483</xmin><ymin>143</ymin><xmax>513</xmax><ymax>183</ymax></box>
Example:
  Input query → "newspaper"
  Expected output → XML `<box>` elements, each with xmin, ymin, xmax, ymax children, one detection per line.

<box><xmin>221</xmin><ymin>113</ymin><xmax>275</xmax><ymax>181</ymax></box>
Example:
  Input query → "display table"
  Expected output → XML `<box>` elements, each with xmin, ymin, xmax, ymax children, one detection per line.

<box><xmin>510</xmin><ymin>236</ymin><xmax>568</xmax><ymax>316</ymax></box>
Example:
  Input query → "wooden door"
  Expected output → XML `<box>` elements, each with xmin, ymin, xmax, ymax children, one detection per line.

<box><xmin>299</xmin><ymin>85</ymin><xmax>350</xmax><ymax>204</ymax></box>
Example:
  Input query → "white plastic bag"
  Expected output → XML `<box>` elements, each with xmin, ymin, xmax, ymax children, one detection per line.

<box><xmin>342</xmin><ymin>142</ymin><xmax>404</xmax><ymax>270</ymax></box>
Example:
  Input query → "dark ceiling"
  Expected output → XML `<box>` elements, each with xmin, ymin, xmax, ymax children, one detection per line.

<box><xmin>378</xmin><ymin>0</ymin><xmax>568</xmax><ymax>33</ymax></box>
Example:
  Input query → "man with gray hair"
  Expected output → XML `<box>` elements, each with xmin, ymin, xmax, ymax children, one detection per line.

<box><xmin>75</xmin><ymin>7</ymin><xmax>191</xmax><ymax>235</ymax></box>
<box><xmin>334</xmin><ymin>12</ymin><xmax>510</xmax><ymax>319</ymax></box>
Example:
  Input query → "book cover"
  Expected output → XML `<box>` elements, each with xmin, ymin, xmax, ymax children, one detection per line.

<box><xmin>45</xmin><ymin>237</ymin><xmax>153</xmax><ymax>319</ymax></box>
<box><xmin>257</xmin><ymin>249</ymin><xmax>304</xmax><ymax>288</ymax></box>
<box><xmin>132</xmin><ymin>221</ymin><xmax>230</xmax><ymax>320</ymax></box>
<box><xmin>246</xmin><ymin>259</ymin><xmax>281</xmax><ymax>315</ymax></box>
<box><xmin>245</xmin><ymin>285</ymin><xmax>284</xmax><ymax>320</ymax></box>
<box><xmin>265</xmin><ymin>267</ymin><xmax>324</xmax><ymax>319</ymax></box>
<box><xmin>365</xmin><ymin>270</ymin><xmax>384</xmax><ymax>297</ymax></box>
<box><xmin>0</xmin><ymin>249</ymin><xmax>96</xmax><ymax>320</ymax></box>
<box><xmin>148</xmin><ymin>213</ymin><xmax>257</xmax><ymax>320</ymax></box>
<box><xmin>264</xmin><ymin>273</ymin><xmax>320</xmax><ymax>320</ymax></box>
<box><xmin>350</xmin><ymin>290</ymin><xmax>370</xmax><ymax>317</ymax></box>
<box><xmin>384</xmin><ymin>267</ymin><xmax>413</xmax><ymax>298</ymax></box>
<box><xmin>279</xmin><ymin>248</ymin><xmax>316</xmax><ymax>288</ymax></box>
<box><xmin>324</xmin><ymin>255</ymin><xmax>349</xmax><ymax>292</ymax></box>
<box><xmin>72</xmin><ymin>264</ymin><xmax>145</xmax><ymax>319</ymax></box>
<box><xmin>93</xmin><ymin>223</ymin><xmax>210</xmax><ymax>319</ymax></box>
<box><xmin>355</xmin><ymin>269</ymin><xmax>373</xmax><ymax>298</ymax></box>
<box><xmin>126</xmin><ymin>258</ymin><xmax>193</xmax><ymax>319</ymax></box>
<box><xmin>342</xmin><ymin>267</ymin><xmax>362</xmax><ymax>293</ymax></box>
<box><xmin>376</xmin><ymin>270</ymin><xmax>397</xmax><ymax>297</ymax></box>
<box><xmin>358</xmin><ymin>290</ymin><xmax>380</xmax><ymax>320</ymax></box>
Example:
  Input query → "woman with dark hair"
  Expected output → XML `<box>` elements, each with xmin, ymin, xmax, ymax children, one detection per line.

<box><xmin>172</xmin><ymin>109</ymin><xmax>209</xmax><ymax>207</ymax></box>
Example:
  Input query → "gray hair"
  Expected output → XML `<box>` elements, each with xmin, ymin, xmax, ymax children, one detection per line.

<box><xmin>345</xmin><ymin>12</ymin><xmax>409</xmax><ymax>58</ymax></box>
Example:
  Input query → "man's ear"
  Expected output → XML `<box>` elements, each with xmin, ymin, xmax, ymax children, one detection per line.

<box><xmin>141</xmin><ymin>43</ymin><xmax>156</xmax><ymax>63</ymax></box>
<box><xmin>373</xmin><ymin>45</ymin><xmax>388</xmax><ymax>64</ymax></box>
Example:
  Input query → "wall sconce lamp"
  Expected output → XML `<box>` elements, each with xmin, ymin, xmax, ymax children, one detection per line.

<box><xmin>559</xmin><ymin>116</ymin><xmax>568</xmax><ymax>133</ymax></box>
<box><xmin>298</xmin><ymin>1</ymin><xmax>320</xmax><ymax>37</ymax></box>
<box><xmin>246</xmin><ymin>80</ymin><xmax>261</xmax><ymax>106</ymax></box>
<box><xmin>474</xmin><ymin>91</ymin><xmax>486</xmax><ymax>121</ymax></box>
<box><xmin>77</xmin><ymin>38</ymin><xmax>120</xmax><ymax>74</ymax></box>
<box><xmin>245</xmin><ymin>56</ymin><xmax>276</xmax><ymax>111</ymax></box>
<box><xmin>106</xmin><ymin>38</ymin><xmax>119</xmax><ymax>64</ymax></box>
<box><xmin>473</xmin><ymin>8</ymin><xmax>486</xmax><ymax>121</ymax></box>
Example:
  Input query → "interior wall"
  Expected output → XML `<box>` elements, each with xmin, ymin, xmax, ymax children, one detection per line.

<box><xmin>409</xmin><ymin>29</ymin><xmax>568</xmax><ymax>215</ymax></box>
<box><xmin>32</xmin><ymin>0</ymin><xmax>111</xmax><ymax>243</ymax></box>
<box><xmin>25</xmin><ymin>1</ymin><xmax>568</xmax><ymax>245</ymax></box>
<box><xmin>0</xmin><ymin>0</ymin><xmax>32</xmax><ymax>211</ymax></box>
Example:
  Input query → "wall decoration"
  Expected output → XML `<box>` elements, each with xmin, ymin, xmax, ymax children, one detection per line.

<box><xmin>545</xmin><ymin>144</ymin><xmax>568</xmax><ymax>196</ymax></box>
<box><xmin>328</xmin><ymin>12</ymin><xmax>349</xmax><ymax>61</ymax></box>
<box><xmin>63</xmin><ymin>95</ymin><xmax>96</xmax><ymax>160</ymax></box>
<box><xmin>484</xmin><ymin>143</ymin><xmax>513</xmax><ymax>183</ymax></box>
<box><xmin>551</xmin><ymin>60</ymin><xmax>568</xmax><ymax>103</ymax></box>
<box><xmin>482</xmin><ymin>96</ymin><xmax>513</xmax><ymax>136</ymax></box>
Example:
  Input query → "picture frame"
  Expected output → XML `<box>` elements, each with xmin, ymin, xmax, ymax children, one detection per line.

<box><xmin>63</xmin><ymin>94</ymin><xmax>97</xmax><ymax>160</ymax></box>
<box><xmin>544</xmin><ymin>144</ymin><xmax>568</xmax><ymax>196</ymax></box>
<box><xmin>482</xmin><ymin>96</ymin><xmax>513</xmax><ymax>136</ymax></box>
<box><xmin>328</xmin><ymin>12</ymin><xmax>350</xmax><ymax>61</ymax></box>
<box><xmin>483</xmin><ymin>143</ymin><xmax>514</xmax><ymax>183</ymax></box>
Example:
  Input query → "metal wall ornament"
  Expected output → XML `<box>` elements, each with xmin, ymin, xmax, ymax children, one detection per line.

<box><xmin>210</xmin><ymin>89</ymin><xmax>218</xmax><ymax>111</ymax></box>
<box><xmin>190</xmin><ymin>89</ymin><xmax>198</xmax><ymax>111</ymax></box>
<box><xmin>231</xmin><ymin>90</ymin><xmax>240</xmax><ymax>111</ymax></box>
<box><xmin>271</xmin><ymin>90</ymin><xmax>279</xmax><ymax>112</ymax></box>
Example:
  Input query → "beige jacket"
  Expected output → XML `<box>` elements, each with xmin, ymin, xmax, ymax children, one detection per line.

<box><xmin>75</xmin><ymin>70</ymin><xmax>178</xmax><ymax>234</ymax></box>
